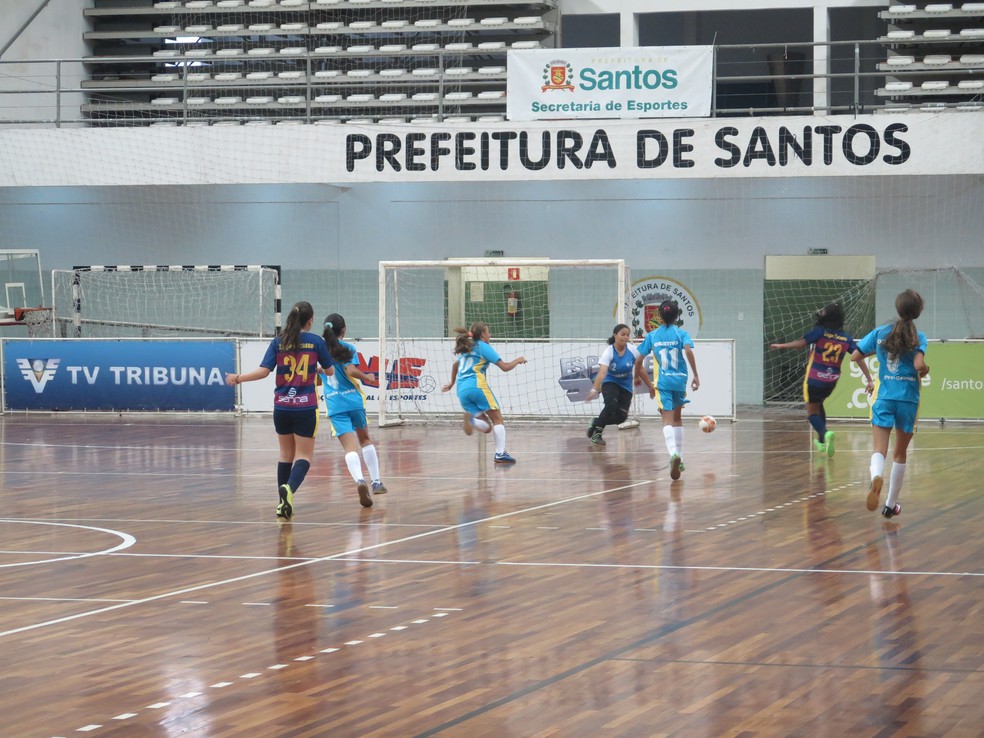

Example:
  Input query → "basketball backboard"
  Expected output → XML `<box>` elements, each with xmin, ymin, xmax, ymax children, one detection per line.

<box><xmin>0</xmin><ymin>250</ymin><xmax>45</xmax><ymax>317</ymax></box>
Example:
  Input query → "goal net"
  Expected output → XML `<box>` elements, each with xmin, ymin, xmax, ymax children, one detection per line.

<box><xmin>764</xmin><ymin>264</ymin><xmax>984</xmax><ymax>405</ymax></box>
<box><xmin>51</xmin><ymin>265</ymin><xmax>281</xmax><ymax>338</ymax></box>
<box><xmin>378</xmin><ymin>258</ymin><xmax>629</xmax><ymax>426</ymax></box>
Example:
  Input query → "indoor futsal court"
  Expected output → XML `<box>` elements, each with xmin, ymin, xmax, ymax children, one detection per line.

<box><xmin>2</xmin><ymin>409</ymin><xmax>983</xmax><ymax>737</ymax></box>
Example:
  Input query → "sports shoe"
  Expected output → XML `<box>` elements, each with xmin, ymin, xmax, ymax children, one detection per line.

<box><xmin>866</xmin><ymin>475</ymin><xmax>883</xmax><ymax>511</ymax></box>
<box><xmin>590</xmin><ymin>431</ymin><xmax>606</xmax><ymax>446</ymax></box>
<box><xmin>371</xmin><ymin>480</ymin><xmax>388</xmax><ymax>495</ymax></box>
<box><xmin>824</xmin><ymin>430</ymin><xmax>835</xmax><ymax>458</ymax></box>
<box><xmin>494</xmin><ymin>451</ymin><xmax>517</xmax><ymax>464</ymax></box>
<box><xmin>586</xmin><ymin>423</ymin><xmax>598</xmax><ymax>439</ymax></box>
<box><xmin>881</xmin><ymin>503</ymin><xmax>901</xmax><ymax>518</ymax></box>
<box><xmin>670</xmin><ymin>454</ymin><xmax>682</xmax><ymax>480</ymax></box>
<box><xmin>357</xmin><ymin>479</ymin><xmax>373</xmax><ymax>508</ymax></box>
<box><xmin>813</xmin><ymin>439</ymin><xmax>827</xmax><ymax>453</ymax></box>
<box><xmin>278</xmin><ymin>483</ymin><xmax>294</xmax><ymax>520</ymax></box>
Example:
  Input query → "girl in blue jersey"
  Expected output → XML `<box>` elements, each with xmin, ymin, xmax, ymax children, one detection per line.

<box><xmin>770</xmin><ymin>302</ymin><xmax>857</xmax><ymax>457</ymax></box>
<box><xmin>633</xmin><ymin>300</ymin><xmax>700</xmax><ymax>480</ymax></box>
<box><xmin>851</xmin><ymin>289</ymin><xmax>929</xmax><ymax>518</ymax></box>
<box><xmin>586</xmin><ymin>323</ymin><xmax>641</xmax><ymax>446</ymax></box>
<box><xmin>441</xmin><ymin>322</ymin><xmax>526</xmax><ymax>464</ymax></box>
<box><xmin>320</xmin><ymin>313</ymin><xmax>383</xmax><ymax>509</ymax></box>
<box><xmin>225</xmin><ymin>301</ymin><xmax>335</xmax><ymax>521</ymax></box>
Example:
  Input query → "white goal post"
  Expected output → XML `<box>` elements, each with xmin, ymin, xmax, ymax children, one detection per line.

<box><xmin>51</xmin><ymin>265</ymin><xmax>281</xmax><ymax>338</ymax></box>
<box><xmin>378</xmin><ymin>258</ymin><xmax>630</xmax><ymax>426</ymax></box>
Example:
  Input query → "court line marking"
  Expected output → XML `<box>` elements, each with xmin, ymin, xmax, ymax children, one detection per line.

<box><xmin>0</xmin><ymin>479</ymin><xmax>650</xmax><ymax>641</ymax></box>
<box><xmin>0</xmin><ymin>520</ymin><xmax>135</xmax><ymax>568</ymax></box>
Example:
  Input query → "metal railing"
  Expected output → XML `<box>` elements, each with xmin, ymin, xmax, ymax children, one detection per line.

<box><xmin>0</xmin><ymin>39</ymin><xmax>979</xmax><ymax>127</ymax></box>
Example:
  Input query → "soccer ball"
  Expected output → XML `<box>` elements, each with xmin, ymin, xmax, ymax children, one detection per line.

<box><xmin>698</xmin><ymin>415</ymin><xmax>716</xmax><ymax>433</ymax></box>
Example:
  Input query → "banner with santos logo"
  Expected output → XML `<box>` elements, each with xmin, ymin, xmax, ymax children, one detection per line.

<box><xmin>3</xmin><ymin>339</ymin><xmax>236</xmax><ymax>411</ymax></box>
<box><xmin>507</xmin><ymin>46</ymin><xmax>714</xmax><ymax>122</ymax></box>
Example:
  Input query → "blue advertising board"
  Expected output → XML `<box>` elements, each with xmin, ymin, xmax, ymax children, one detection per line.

<box><xmin>3</xmin><ymin>339</ymin><xmax>236</xmax><ymax>411</ymax></box>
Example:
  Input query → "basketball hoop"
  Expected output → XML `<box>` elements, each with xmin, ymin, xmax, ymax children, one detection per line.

<box><xmin>6</xmin><ymin>307</ymin><xmax>54</xmax><ymax>338</ymax></box>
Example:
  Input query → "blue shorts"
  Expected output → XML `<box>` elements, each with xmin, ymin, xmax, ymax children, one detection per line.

<box><xmin>871</xmin><ymin>398</ymin><xmax>918</xmax><ymax>433</ymax></box>
<box><xmin>458</xmin><ymin>386</ymin><xmax>498</xmax><ymax>416</ymax></box>
<box><xmin>273</xmin><ymin>408</ymin><xmax>319</xmax><ymax>438</ymax></box>
<box><xmin>657</xmin><ymin>388</ymin><xmax>689</xmax><ymax>413</ymax></box>
<box><xmin>328</xmin><ymin>408</ymin><xmax>367</xmax><ymax>437</ymax></box>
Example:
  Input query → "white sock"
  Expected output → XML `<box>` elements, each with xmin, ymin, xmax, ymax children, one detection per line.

<box><xmin>493</xmin><ymin>423</ymin><xmax>506</xmax><ymax>454</ymax></box>
<box><xmin>472</xmin><ymin>416</ymin><xmax>491</xmax><ymax>432</ymax></box>
<box><xmin>886</xmin><ymin>462</ymin><xmax>905</xmax><ymax>508</ymax></box>
<box><xmin>674</xmin><ymin>426</ymin><xmax>684</xmax><ymax>457</ymax></box>
<box><xmin>344</xmin><ymin>451</ymin><xmax>364</xmax><ymax>482</ymax></box>
<box><xmin>663</xmin><ymin>425</ymin><xmax>676</xmax><ymax>456</ymax></box>
<box><xmin>362</xmin><ymin>444</ymin><xmax>380</xmax><ymax>482</ymax></box>
<box><xmin>870</xmin><ymin>452</ymin><xmax>885</xmax><ymax>480</ymax></box>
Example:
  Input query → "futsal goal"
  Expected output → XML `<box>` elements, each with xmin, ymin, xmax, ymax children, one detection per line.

<box><xmin>377</xmin><ymin>258</ymin><xmax>630</xmax><ymax>426</ymax></box>
<box><xmin>51</xmin><ymin>265</ymin><xmax>281</xmax><ymax>338</ymax></box>
<box><xmin>764</xmin><ymin>261</ymin><xmax>984</xmax><ymax>405</ymax></box>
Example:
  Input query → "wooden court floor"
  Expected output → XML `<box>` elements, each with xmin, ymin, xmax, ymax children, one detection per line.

<box><xmin>1</xmin><ymin>410</ymin><xmax>983</xmax><ymax>738</ymax></box>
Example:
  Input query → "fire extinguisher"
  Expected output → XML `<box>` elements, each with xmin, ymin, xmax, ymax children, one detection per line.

<box><xmin>506</xmin><ymin>290</ymin><xmax>520</xmax><ymax>318</ymax></box>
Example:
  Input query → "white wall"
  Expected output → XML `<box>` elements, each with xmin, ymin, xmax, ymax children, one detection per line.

<box><xmin>0</xmin><ymin>0</ymin><xmax>93</xmax><ymax>126</ymax></box>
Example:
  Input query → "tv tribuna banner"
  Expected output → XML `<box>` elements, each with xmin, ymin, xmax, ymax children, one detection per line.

<box><xmin>507</xmin><ymin>46</ymin><xmax>714</xmax><ymax>122</ymax></box>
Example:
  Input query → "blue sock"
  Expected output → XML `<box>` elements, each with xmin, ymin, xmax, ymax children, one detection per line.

<box><xmin>277</xmin><ymin>461</ymin><xmax>292</xmax><ymax>487</ymax></box>
<box><xmin>808</xmin><ymin>414</ymin><xmax>826</xmax><ymax>441</ymax></box>
<box><xmin>286</xmin><ymin>459</ymin><xmax>310</xmax><ymax>492</ymax></box>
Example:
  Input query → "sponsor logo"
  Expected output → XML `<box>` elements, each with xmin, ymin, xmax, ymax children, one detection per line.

<box><xmin>17</xmin><ymin>358</ymin><xmax>60</xmax><ymax>393</ymax></box>
<box><xmin>542</xmin><ymin>61</ymin><xmax>575</xmax><ymax>92</ymax></box>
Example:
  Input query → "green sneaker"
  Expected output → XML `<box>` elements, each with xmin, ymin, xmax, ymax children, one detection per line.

<box><xmin>278</xmin><ymin>483</ymin><xmax>294</xmax><ymax>520</ymax></box>
<box><xmin>824</xmin><ymin>430</ymin><xmax>835</xmax><ymax>458</ymax></box>
<box><xmin>813</xmin><ymin>439</ymin><xmax>827</xmax><ymax>453</ymax></box>
<box><xmin>670</xmin><ymin>454</ymin><xmax>682</xmax><ymax>480</ymax></box>
<box><xmin>590</xmin><ymin>431</ymin><xmax>606</xmax><ymax>446</ymax></box>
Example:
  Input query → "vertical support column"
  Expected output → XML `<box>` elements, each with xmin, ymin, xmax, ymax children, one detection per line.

<box><xmin>620</xmin><ymin>10</ymin><xmax>639</xmax><ymax>48</ymax></box>
<box><xmin>813</xmin><ymin>6</ymin><xmax>830</xmax><ymax>114</ymax></box>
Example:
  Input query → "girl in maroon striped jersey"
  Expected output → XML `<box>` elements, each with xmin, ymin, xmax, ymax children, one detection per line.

<box><xmin>770</xmin><ymin>302</ymin><xmax>858</xmax><ymax>457</ymax></box>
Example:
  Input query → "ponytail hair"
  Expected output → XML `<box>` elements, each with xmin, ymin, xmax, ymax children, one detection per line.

<box><xmin>452</xmin><ymin>322</ymin><xmax>487</xmax><ymax>355</ymax></box>
<box><xmin>884</xmin><ymin>289</ymin><xmax>924</xmax><ymax>359</ymax></box>
<box><xmin>607</xmin><ymin>323</ymin><xmax>630</xmax><ymax>345</ymax></box>
<box><xmin>659</xmin><ymin>299</ymin><xmax>681</xmax><ymax>326</ymax></box>
<box><xmin>322</xmin><ymin>313</ymin><xmax>354</xmax><ymax>363</ymax></box>
<box><xmin>281</xmin><ymin>301</ymin><xmax>314</xmax><ymax>351</ymax></box>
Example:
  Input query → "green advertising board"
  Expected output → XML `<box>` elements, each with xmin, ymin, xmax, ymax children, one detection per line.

<box><xmin>828</xmin><ymin>340</ymin><xmax>984</xmax><ymax>420</ymax></box>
